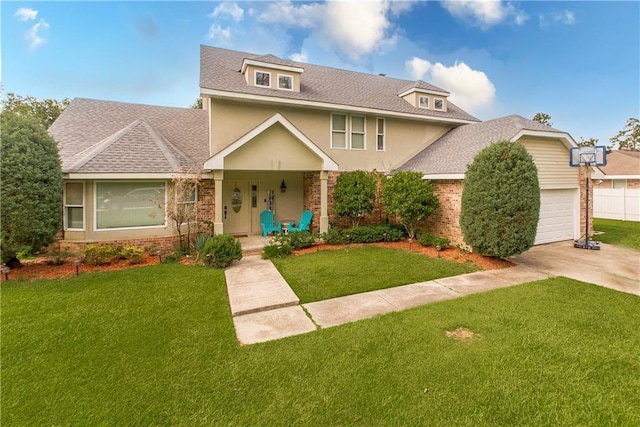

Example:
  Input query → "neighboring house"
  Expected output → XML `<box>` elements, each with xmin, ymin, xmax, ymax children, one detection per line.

<box><xmin>593</xmin><ymin>151</ymin><xmax>640</xmax><ymax>221</ymax></box>
<box><xmin>49</xmin><ymin>45</ymin><xmax>587</xmax><ymax>250</ymax></box>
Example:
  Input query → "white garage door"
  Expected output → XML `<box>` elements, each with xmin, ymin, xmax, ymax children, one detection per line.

<box><xmin>535</xmin><ymin>189</ymin><xmax>577</xmax><ymax>245</ymax></box>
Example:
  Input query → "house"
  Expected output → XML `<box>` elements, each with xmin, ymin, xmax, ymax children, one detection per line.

<box><xmin>49</xmin><ymin>45</ymin><xmax>587</xmax><ymax>251</ymax></box>
<box><xmin>592</xmin><ymin>150</ymin><xmax>640</xmax><ymax>221</ymax></box>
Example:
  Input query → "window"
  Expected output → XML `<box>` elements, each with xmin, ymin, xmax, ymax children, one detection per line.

<box><xmin>351</xmin><ymin>116</ymin><xmax>366</xmax><ymax>150</ymax></box>
<box><xmin>176</xmin><ymin>185</ymin><xmax>197</xmax><ymax>222</ymax></box>
<box><xmin>419</xmin><ymin>95</ymin><xmax>429</xmax><ymax>109</ymax></box>
<box><xmin>255</xmin><ymin>71</ymin><xmax>271</xmax><ymax>87</ymax></box>
<box><xmin>434</xmin><ymin>98</ymin><xmax>444</xmax><ymax>110</ymax></box>
<box><xmin>64</xmin><ymin>182</ymin><xmax>84</xmax><ymax>230</ymax></box>
<box><xmin>376</xmin><ymin>118</ymin><xmax>385</xmax><ymax>151</ymax></box>
<box><xmin>278</xmin><ymin>74</ymin><xmax>293</xmax><ymax>90</ymax></box>
<box><xmin>95</xmin><ymin>182</ymin><xmax>166</xmax><ymax>230</ymax></box>
<box><xmin>331</xmin><ymin>114</ymin><xmax>347</xmax><ymax>149</ymax></box>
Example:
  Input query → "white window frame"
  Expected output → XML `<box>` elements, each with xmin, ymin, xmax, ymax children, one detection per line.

<box><xmin>94</xmin><ymin>181</ymin><xmax>167</xmax><ymax>232</ymax></box>
<box><xmin>419</xmin><ymin>95</ymin><xmax>429</xmax><ymax>109</ymax></box>
<box><xmin>64</xmin><ymin>181</ymin><xmax>85</xmax><ymax>231</ymax></box>
<box><xmin>434</xmin><ymin>98</ymin><xmax>444</xmax><ymax>111</ymax></box>
<box><xmin>254</xmin><ymin>70</ymin><xmax>271</xmax><ymax>88</ymax></box>
<box><xmin>376</xmin><ymin>118</ymin><xmax>385</xmax><ymax>152</ymax></box>
<box><xmin>350</xmin><ymin>115</ymin><xmax>366</xmax><ymax>150</ymax></box>
<box><xmin>331</xmin><ymin>113</ymin><xmax>348</xmax><ymax>150</ymax></box>
<box><xmin>277</xmin><ymin>73</ymin><xmax>293</xmax><ymax>91</ymax></box>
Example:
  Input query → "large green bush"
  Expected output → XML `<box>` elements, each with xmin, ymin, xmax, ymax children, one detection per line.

<box><xmin>460</xmin><ymin>141</ymin><xmax>540</xmax><ymax>258</ymax></box>
<box><xmin>332</xmin><ymin>170</ymin><xmax>378</xmax><ymax>228</ymax></box>
<box><xmin>382</xmin><ymin>171</ymin><xmax>439</xmax><ymax>239</ymax></box>
<box><xmin>202</xmin><ymin>234</ymin><xmax>242</xmax><ymax>268</ymax></box>
<box><xmin>1</xmin><ymin>111</ymin><xmax>63</xmax><ymax>264</ymax></box>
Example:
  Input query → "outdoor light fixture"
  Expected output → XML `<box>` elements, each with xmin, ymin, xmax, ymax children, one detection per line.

<box><xmin>156</xmin><ymin>249</ymin><xmax>162</xmax><ymax>262</ymax></box>
<box><xmin>74</xmin><ymin>259</ymin><xmax>81</xmax><ymax>276</ymax></box>
<box><xmin>1</xmin><ymin>265</ymin><xmax>9</xmax><ymax>281</ymax></box>
<box><xmin>206</xmin><ymin>253</ymin><xmax>212</xmax><ymax>266</ymax></box>
<box><xmin>280</xmin><ymin>179</ymin><xmax>287</xmax><ymax>193</ymax></box>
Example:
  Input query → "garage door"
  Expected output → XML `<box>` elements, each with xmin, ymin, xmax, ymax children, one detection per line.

<box><xmin>535</xmin><ymin>189</ymin><xmax>577</xmax><ymax>245</ymax></box>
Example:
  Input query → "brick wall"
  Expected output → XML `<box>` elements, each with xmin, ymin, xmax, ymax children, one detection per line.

<box><xmin>628</xmin><ymin>179</ymin><xmax>640</xmax><ymax>189</ymax></box>
<box><xmin>57</xmin><ymin>235</ymin><xmax>180</xmax><ymax>257</ymax></box>
<box><xmin>196</xmin><ymin>180</ymin><xmax>216</xmax><ymax>232</ymax></box>
<box><xmin>422</xmin><ymin>180</ymin><xmax>465</xmax><ymax>245</ymax></box>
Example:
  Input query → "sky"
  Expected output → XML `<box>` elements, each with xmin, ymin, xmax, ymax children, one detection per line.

<box><xmin>2</xmin><ymin>1</ymin><xmax>639</xmax><ymax>146</ymax></box>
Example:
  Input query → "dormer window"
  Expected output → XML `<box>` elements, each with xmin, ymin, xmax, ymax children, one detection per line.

<box><xmin>278</xmin><ymin>74</ymin><xmax>293</xmax><ymax>90</ymax></box>
<box><xmin>434</xmin><ymin>99</ymin><xmax>444</xmax><ymax>111</ymax></box>
<box><xmin>419</xmin><ymin>96</ymin><xmax>429</xmax><ymax>109</ymax></box>
<box><xmin>255</xmin><ymin>71</ymin><xmax>271</xmax><ymax>87</ymax></box>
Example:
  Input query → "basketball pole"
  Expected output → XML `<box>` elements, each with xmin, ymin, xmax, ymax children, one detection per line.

<box><xmin>574</xmin><ymin>163</ymin><xmax>600</xmax><ymax>250</ymax></box>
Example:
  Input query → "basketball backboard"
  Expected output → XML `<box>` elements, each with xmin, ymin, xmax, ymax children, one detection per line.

<box><xmin>569</xmin><ymin>146</ymin><xmax>607</xmax><ymax>167</ymax></box>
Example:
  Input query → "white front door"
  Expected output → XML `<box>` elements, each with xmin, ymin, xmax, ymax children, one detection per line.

<box><xmin>223</xmin><ymin>181</ymin><xmax>251</xmax><ymax>234</ymax></box>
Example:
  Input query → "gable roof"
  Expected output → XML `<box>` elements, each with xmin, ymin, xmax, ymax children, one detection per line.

<box><xmin>597</xmin><ymin>150</ymin><xmax>640</xmax><ymax>177</ymax></box>
<box><xmin>200</xmin><ymin>45</ymin><xmax>479</xmax><ymax>124</ymax></box>
<box><xmin>49</xmin><ymin>98</ymin><xmax>209</xmax><ymax>174</ymax></box>
<box><xmin>396</xmin><ymin>115</ymin><xmax>575</xmax><ymax>176</ymax></box>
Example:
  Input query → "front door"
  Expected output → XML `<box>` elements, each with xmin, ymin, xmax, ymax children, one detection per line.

<box><xmin>223</xmin><ymin>181</ymin><xmax>251</xmax><ymax>234</ymax></box>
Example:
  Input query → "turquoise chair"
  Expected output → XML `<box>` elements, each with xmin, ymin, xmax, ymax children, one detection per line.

<box><xmin>260</xmin><ymin>210</ymin><xmax>281</xmax><ymax>237</ymax></box>
<box><xmin>289</xmin><ymin>210</ymin><xmax>313</xmax><ymax>232</ymax></box>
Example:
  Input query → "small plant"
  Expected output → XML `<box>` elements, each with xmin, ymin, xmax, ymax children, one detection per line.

<box><xmin>202</xmin><ymin>234</ymin><xmax>242</xmax><ymax>268</ymax></box>
<box><xmin>262</xmin><ymin>234</ymin><xmax>294</xmax><ymax>259</ymax></box>
<box><xmin>193</xmin><ymin>233</ymin><xmax>210</xmax><ymax>261</ymax></box>
<box><xmin>287</xmin><ymin>231</ymin><xmax>316</xmax><ymax>250</ymax></box>
<box><xmin>417</xmin><ymin>233</ymin><xmax>450</xmax><ymax>250</ymax></box>
<box><xmin>321</xmin><ymin>228</ymin><xmax>345</xmax><ymax>245</ymax></box>
<box><xmin>456</xmin><ymin>243</ymin><xmax>471</xmax><ymax>254</ymax></box>
<box><xmin>121</xmin><ymin>245</ymin><xmax>144</xmax><ymax>264</ymax></box>
<box><xmin>45</xmin><ymin>247</ymin><xmax>73</xmax><ymax>265</ymax></box>
<box><xmin>84</xmin><ymin>244</ymin><xmax>120</xmax><ymax>266</ymax></box>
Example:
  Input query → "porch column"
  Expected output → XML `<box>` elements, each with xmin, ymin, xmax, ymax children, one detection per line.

<box><xmin>213</xmin><ymin>170</ymin><xmax>224</xmax><ymax>234</ymax></box>
<box><xmin>320</xmin><ymin>170</ymin><xmax>329</xmax><ymax>233</ymax></box>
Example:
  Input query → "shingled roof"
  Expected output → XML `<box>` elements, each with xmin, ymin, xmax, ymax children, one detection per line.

<box><xmin>200</xmin><ymin>45</ymin><xmax>479</xmax><ymax>123</ymax></box>
<box><xmin>396</xmin><ymin>115</ymin><xmax>568</xmax><ymax>175</ymax></box>
<box><xmin>49</xmin><ymin>98</ymin><xmax>209</xmax><ymax>174</ymax></box>
<box><xmin>597</xmin><ymin>150</ymin><xmax>640</xmax><ymax>176</ymax></box>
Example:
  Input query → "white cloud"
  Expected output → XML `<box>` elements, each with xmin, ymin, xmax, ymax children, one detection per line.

<box><xmin>290</xmin><ymin>50</ymin><xmax>308</xmax><ymax>62</ymax></box>
<box><xmin>211</xmin><ymin>2</ymin><xmax>244</xmax><ymax>22</ymax></box>
<box><xmin>406</xmin><ymin>56</ymin><xmax>496</xmax><ymax>114</ymax></box>
<box><xmin>207</xmin><ymin>24</ymin><xmax>232</xmax><ymax>44</ymax></box>
<box><xmin>15</xmin><ymin>7</ymin><xmax>38</xmax><ymax>21</ymax></box>
<box><xmin>539</xmin><ymin>10</ymin><xmax>575</xmax><ymax>28</ymax></box>
<box><xmin>26</xmin><ymin>20</ymin><xmax>49</xmax><ymax>51</ymax></box>
<box><xmin>441</xmin><ymin>0</ymin><xmax>526</xmax><ymax>29</ymax></box>
<box><xmin>258</xmin><ymin>0</ymin><xmax>415</xmax><ymax>63</ymax></box>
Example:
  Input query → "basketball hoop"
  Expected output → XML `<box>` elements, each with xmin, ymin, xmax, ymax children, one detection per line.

<box><xmin>569</xmin><ymin>146</ymin><xmax>607</xmax><ymax>250</ymax></box>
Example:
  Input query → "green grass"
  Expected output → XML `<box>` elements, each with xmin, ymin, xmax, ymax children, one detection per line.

<box><xmin>272</xmin><ymin>246</ymin><xmax>478</xmax><ymax>303</ymax></box>
<box><xmin>593</xmin><ymin>218</ymin><xmax>640</xmax><ymax>250</ymax></box>
<box><xmin>2</xmin><ymin>265</ymin><xmax>639</xmax><ymax>426</ymax></box>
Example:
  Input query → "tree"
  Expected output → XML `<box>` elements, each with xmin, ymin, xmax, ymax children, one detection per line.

<box><xmin>577</xmin><ymin>137</ymin><xmax>598</xmax><ymax>147</ymax></box>
<box><xmin>460</xmin><ymin>141</ymin><xmax>540</xmax><ymax>258</ymax></box>
<box><xmin>191</xmin><ymin>98</ymin><xmax>203</xmax><ymax>109</ymax></box>
<box><xmin>609</xmin><ymin>117</ymin><xmax>640</xmax><ymax>151</ymax></box>
<box><xmin>332</xmin><ymin>170</ymin><xmax>378</xmax><ymax>228</ymax></box>
<box><xmin>167</xmin><ymin>171</ymin><xmax>200</xmax><ymax>249</ymax></box>
<box><xmin>1</xmin><ymin>111</ymin><xmax>63</xmax><ymax>266</ymax></box>
<box><xmin>0</xmin><ymin>92</ymin><xmax>70</xmax><ymax>128</ymax></box>
<box><xmin>381</xmin><ymin>171</ymin><xmax>439</xmax><ymax>239</ymax></box>
<box><xmin>532</xmin><ymin>112</ymin><xmax>552</xmax><ymax>127</ymax></box>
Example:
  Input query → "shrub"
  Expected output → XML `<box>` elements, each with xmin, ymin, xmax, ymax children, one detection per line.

<box><xmin>382</xmin><ymin>171</ymin><xmax>439</xmax><ymax>239</ymax></box>
<box><xmin>193</xmin><ymin>233</ymin><xmax>210</xmax><ymax>261</ymax></box>
<box><xmin>332</xmin><ymin>170</ymin><xmax>378</xmax><ymax>228</ymax></box>
<box><xmin>45</xmin><ymin>247</ymin><xmax>73</xmax><ymax>265</ymax></box>
<box><xmin>417</xmin><ymin>233</ymin><xmax>450</xmax><ymax>250</ymax></box>
<box><xmin>345</xmin><ymin>224</ymin><xmax>404</xmax><ymax>243</ymax></box>
<box><xmin>84</xmin><ymin>244</ymin><xmax>120</xmax><ymax>266</ymax></box>
<box><xmin>202</xmin><ymin>234</ymin><xmax>242</xmax><ymax>268</ymax></box>
<box><xmin>121</xmin><ymin>245</ymin><xmax>144</xmax><ymax>264</ymax></box>
<box><xmin>321</xmin><ymin>228</ymin><xmax>345</xmax><ymax>245</ymax></box>
<box><xmin>287</xmin><ymin>231</ymin><xmax>316</xmax><ymax>250</ymax></box>
<box><xmin>460</xmin><ymin>141</ymin><xmax>540</xmax><ymax>258</ymax></box>
<box><xmin>262</xmin><ymin>242</ymin><xmax>293</xmax><ymax>259</ymax></box>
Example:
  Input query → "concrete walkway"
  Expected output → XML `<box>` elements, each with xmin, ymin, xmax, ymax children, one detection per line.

<box><xmin>226</xmin><ymin>240</ymin><xmax>639</xmax><ymax>345</ymax></box>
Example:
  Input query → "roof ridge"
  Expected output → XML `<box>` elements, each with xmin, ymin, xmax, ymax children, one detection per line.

<box><xmin>67</xmin><ymin>119</ymin><xmax>143</xmax><ymax>172</ymax></box>
<box><xmin>141</xmin><ymin>120</ymin><xmax>197</xmax><ymax>171</ymax></box>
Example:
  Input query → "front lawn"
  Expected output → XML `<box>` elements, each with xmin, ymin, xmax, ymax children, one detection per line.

<box><xmin>593</xmin><ymin>218</ymin><xmax>640</xmax><ymax>250</ymax></box>
<box><xmin>2</xmin><ymin>265</ymin><xmax>639</xmax><ymax>426</ymax></box>
<box><xmin>272</xmin><ymin>246</ymin><xmax>478</xmax><ymax>303</ymax></box>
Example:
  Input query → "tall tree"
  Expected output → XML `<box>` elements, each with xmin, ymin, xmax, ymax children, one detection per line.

<box><xmin>609</xmin><ymin>117</ymin><xmax>640</xmax><ymax>151</ymax></box>
<box><xmin>191</xmin><ymin>98</ymin><xmax>203</xmax><ymax>109</ymax></box>
<box><xmin>460</xmin><ymin>141</ymin><xmax>540</xmax><ymax>258</ymax></box>
<box><xmin>1</xmin><ymin>92</ymin><xmax>70</xmax><ymax>128</ymax></box>
<box><xmin>577</xmin><ymin>137</ymin><xmax>599</xmax><ymax>147</ymax></box>
<box><xmin>1</xmin><ymin>110</ymin><xmax>63</xmax><ymax>266</ymax></box>
<box><xmin>532</xmin><ymin>112</ymin><xmax>553</xmax><ymax>127</ymax></box>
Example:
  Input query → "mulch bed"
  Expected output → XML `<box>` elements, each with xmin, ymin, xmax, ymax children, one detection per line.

<box><xmin>2</xmin><ymin>240</ymin><xmax>512</xmax><ymax>283</ymax></box>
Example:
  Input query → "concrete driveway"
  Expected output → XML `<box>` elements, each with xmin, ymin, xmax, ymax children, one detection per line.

<box><xmin>510</xmin><ymin>241</ymin><xmax>640</xmax><ymax>296</ymax></box>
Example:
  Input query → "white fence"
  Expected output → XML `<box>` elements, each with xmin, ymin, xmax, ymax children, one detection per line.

<box><xmin>593</xmin><ymin>188</ymin><xmax>640</xmax><ymax>221</ymax></box>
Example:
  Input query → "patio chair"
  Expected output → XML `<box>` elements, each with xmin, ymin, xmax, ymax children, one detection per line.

<box><xmin>260</xmin><ymin>210</ymin><xmax>282</xmax><ymax>237</ymax></box>
<box><xmin>288</xmin><ymin>210</ymin><xmax>313</xmax><ymax>232</ymax></box>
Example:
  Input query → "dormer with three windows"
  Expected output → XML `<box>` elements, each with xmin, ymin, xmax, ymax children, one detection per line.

<box><xmin>241</xmin><ymin>55</ymin><xmax>304</xmax><ymax>92</ymax></box>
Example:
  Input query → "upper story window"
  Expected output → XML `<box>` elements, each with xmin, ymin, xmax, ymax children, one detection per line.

<box><xmin>351</xmin><ymin>116</ymin><xmax>366</xmax><ymax>150</ymax></box>
<box><xmin>278</xmin><ymin>74</ymin><xmax>293</xmax><ymax>90</ymax></box>
<box><xmin>331</xmin><ymin>114</ymin><xmax>347</xmax><ymax>149</ymax></box>
<box><xmin>64</xmin><ymin>182</ymin><xmax>85</xmax><ymax>230</ymax></box>
<box><xmin>419</xmin><ymin>96</ymin><xmax>429</xmax><ymax>109</ymax></box>
<box><xmin>255</xmin><ymin>71</ymin><xmax>271</xmax><ymax>87</ymax></box>
<box><xmin>376</xmin><ymin>118</ymin><xmax>385</xmax><ymax>151</ymax></box>
<box><xmin>434</xmin><ymin>99</ymin><xmax>444</xmax><ymax>111</ymax></box>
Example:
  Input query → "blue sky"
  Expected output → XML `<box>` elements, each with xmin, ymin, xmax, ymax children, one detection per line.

<box><xmin>3</xmin><ymin>1</ymin><xmax>638</xmax><ymax>146</ymax></box>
